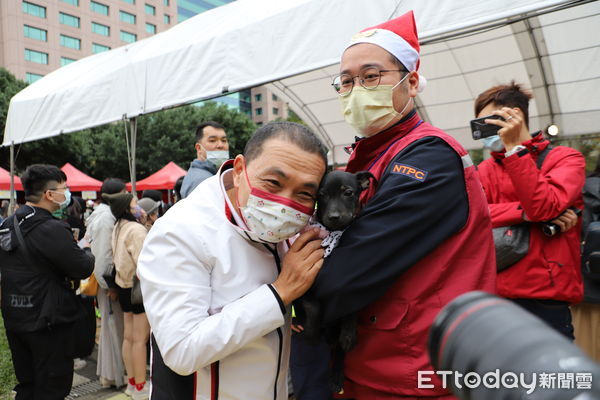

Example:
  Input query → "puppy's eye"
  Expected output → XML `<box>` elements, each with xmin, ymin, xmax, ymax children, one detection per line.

<box><xmin>343</xmin><ymin>189</ymin><xmax>354</xmax><ymax>197</ymax></box>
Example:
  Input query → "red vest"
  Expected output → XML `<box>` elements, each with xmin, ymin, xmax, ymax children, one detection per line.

<box><xmin>343</xmin><ymin>114</ymin><xmax>496</xmax><ymax>398</ymax></box>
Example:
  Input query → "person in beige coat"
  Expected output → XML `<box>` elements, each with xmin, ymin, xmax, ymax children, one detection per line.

<box><xmin>103</xmin><ymin>192</ymin><xmax>150</xmax><ymax>400</ymax></box>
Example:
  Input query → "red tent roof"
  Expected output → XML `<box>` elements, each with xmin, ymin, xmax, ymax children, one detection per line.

<box><xmin>0</xmin><ymin>167</ymin><xmax>23</xmax><ymax>191</ymax></box>
<box><xmin>126</xmin><ymin>162</ymin><xmax>186</xmax><ymax>191</ymax></box>
<box><xmin>61</xmin><ymin>163</ymin><xmax>103</xmax><ymax>192</ymax></box>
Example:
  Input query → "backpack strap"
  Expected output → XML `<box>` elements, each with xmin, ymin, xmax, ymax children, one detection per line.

<box><xmin>535</xmin><ymin>144</ymin><xmax>554</xmax><ymax>170</ymax></box>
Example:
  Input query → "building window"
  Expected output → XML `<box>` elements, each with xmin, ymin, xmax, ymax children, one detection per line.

<box><xmin>120</xmin><ymin>31</ymin><xmax>137</xmax><ymax>43</ymax></box>
<box><xmin>61</xmin><ymin>0</ymin><xmax>79</xmax><ymax>6</ymax></box>
<box><xmin>256</xmin><ymin>122</ymin><xmax>263</xmax><ymax>127</ymax></box>
<box><xmin>272</xmin><ymin>107</ymin><xmax>279</xmax><ymax>115</ymax></box>
<box><xmin>145</xmin><ymin>23</ymin><xmax>156</xmax><ymax>34</ymax></box>
<box><xmin>59</xmin><ymin>12</ymin><xmax>80</xmax><ymax>28</ymax></box>
<box><xmin>92</xmin><ymin>43</ymin><xmax>111</xmax><ymax>53</ymax></box>
<box><xmin>120</xmin><ymin>10</ymin><xmax>136</xmax><ymax>24</ymax></box>
<box><xmin>145</xmin><ymin>4</ymin><xmax>155</xmax><ymax>15</ymax></box>
<box><xmin>25</xmin><ymin>49</ymin><xmax>48</xmax><ymax>64</ymax></box>
<box><xmin>90</xmin><ymin>1</ymin><xmax>109</xmax><ymax>15</ymax></box>
<box><xmin>60</xmin><ymin>34</ymin><xmax>81</xmax><ymax>50</ymax></box>
<box><xmin>272</xmin><ymin>94</ymin><xmax>278</xmax><ymax>101</ymax></box>
<box><xmin>121</xmin><ymin>0</ymin><xmax>135</xmax><ymax>3</ymax></box>
<box><xmin>22</xmin><ymin>1</ymin><xmax>46</xmax><ymax>18</ymax></box>
<box><xmin>254</xmin><ymin>94</ymin><xmax>262</xmax><ymax>102</ymax></box>
<box><xmin>164</xmin><ymin>0</ymin><xmax>169</xmax><ymax>5</ymax></box>
<box><xmin>23</xmin><ymin>25</ymin><xmax>47</xmax><ymax>41</ymax></box>
<box><xmin>91</xmin><ymin>22</ymin><xmax>110</xmax><ymax>36</ymax></box>
<box><xmin>163</xmin><ymin>14</ymin><xmax>170</xmax><ymax>24</ymax></box>
<box><xmin>61</xmin><ymin>57</ymin><xmax>76</xmax><ymax>66</ymax></box>
<box><xmin>25</xmin><ymin>72</ymin><xmax>44</xmax><ymax>84</ymax></box>
<box><xmin>255</xmin><ymin>108</ymin><xmax>263</xmax><ymax>116</ymax></box>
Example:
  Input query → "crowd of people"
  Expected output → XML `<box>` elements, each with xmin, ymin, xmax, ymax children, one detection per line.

<box><xmin>1</xmin><ymin>9</ymin><xmax>599</xmax><ymax>400</ymax></box>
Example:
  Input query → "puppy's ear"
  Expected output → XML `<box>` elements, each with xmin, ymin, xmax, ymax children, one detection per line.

<box><xmin>356</xmin><ymin>171</ymin><xmax>376</xmax><ymax>191</ymax></box>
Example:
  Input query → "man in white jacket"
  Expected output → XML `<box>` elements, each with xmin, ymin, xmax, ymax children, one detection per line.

<box><xmin>138</xmin><ymin>122</ymin><xmax>327</xmax><ymax>400</ymax></box>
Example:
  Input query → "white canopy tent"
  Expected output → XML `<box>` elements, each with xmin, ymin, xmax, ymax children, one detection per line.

<box><xmin>3</xmin><ymin>0</ymin><xmax>599</xmax><ymax>203</ymax></box>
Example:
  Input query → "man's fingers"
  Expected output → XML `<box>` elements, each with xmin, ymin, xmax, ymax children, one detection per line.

<box><xmin>297</xmin><ymin>239</ymin><xmax>325</xmax><ymax>258</ymax></box>
<box><xmin>303</xmin><ymin>248</ymin><xmax>325</xmax><ymax>267</ymax></box>
<box><xmin>290</xmin><ymin>228</ymin><xmax>321</xmax><ymax>252</ymax></box>
<box><xmin>309</xmin><ymin>258</ymin><xmax>324</xmax><ymax>273</ymax></box>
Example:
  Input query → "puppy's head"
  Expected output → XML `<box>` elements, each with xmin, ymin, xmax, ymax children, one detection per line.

<box><xmin>316</xmin><ymin>170</ymin><xmax>375</xmax><ymax>231</ymax></box>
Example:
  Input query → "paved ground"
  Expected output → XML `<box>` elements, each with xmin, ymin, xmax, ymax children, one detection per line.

<box><xmin>66</xmin><ymin>347</ymin><xmax>127</xmax><ymax>400</ymax></box>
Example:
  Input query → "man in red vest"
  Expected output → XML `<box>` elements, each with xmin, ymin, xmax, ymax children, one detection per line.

<box><xmin>311</xmin><ymin>11</ymin><xmax>496</xmax><ymax>399</ymax></box>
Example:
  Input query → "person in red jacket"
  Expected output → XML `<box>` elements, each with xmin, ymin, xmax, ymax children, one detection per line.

<box><xmin>475</xmin><ymin>82</ymin><xmax>585</xmax><ymax>340</ymax></box>
<box><xmin>311</xmin><ymin>11</ymin><xmax>496</xmax><ymax>399</ymax></box>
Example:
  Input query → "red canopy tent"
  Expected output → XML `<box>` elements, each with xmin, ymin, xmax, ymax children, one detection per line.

<box><xmin>126</xmin><ymin>162</ymin><xmax>186</xmax><ymax>191</ymax></box>
<box><xmin>0</xmin><ymin>167</ymin><xmax>23</xmax><ymax>191</ymax></box>
<box><xmin>61</xmin><ymin>163</ymin><xmax>103</xmax><ymax>191</ymax></box>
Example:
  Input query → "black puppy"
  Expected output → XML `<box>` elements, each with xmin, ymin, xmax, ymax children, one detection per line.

<box><xmin>294</xmin><ymin>170</ymin><xmax>374</xmax><ymax>393</ymax></box>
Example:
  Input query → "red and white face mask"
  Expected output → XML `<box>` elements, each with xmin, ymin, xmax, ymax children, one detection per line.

<box><xmin>238</xmin><ymin>165</ymin><xmax>313</xmax><ymax>244</ymax></box>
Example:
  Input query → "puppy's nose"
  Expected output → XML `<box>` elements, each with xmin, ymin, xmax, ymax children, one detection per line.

<box><xmin>327</xmin><ymin>213</ymin><xmax>340</xmax><ymax>221</ymax></box>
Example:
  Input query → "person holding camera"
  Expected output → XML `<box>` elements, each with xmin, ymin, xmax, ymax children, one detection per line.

<box><xmin>475</xmin><ymin>82</ymin><xmax>585</xmax><ymax>339</ymax></box>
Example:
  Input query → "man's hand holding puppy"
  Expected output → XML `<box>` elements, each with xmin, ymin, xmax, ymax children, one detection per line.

<box><xmin>273</xmin><ymin>228</ymin><xmax>325</xmax><ymax>306</ymax></box>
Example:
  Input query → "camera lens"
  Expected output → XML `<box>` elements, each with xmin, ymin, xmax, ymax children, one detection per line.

<box><xmin>543</xmin><ymin>223</ymin><xmax>559</xmax><ymax>237</ymax></box>
<box><xmin>428</xmin><ymin>291</ymin><xmax>600</xmax><ymax>399</ymax></box>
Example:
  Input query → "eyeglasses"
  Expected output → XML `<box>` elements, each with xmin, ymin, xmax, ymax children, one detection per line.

<box><xmin>332</xmin><ymin>67</ymin><xmax>406</xmax><ymax>96</ymax></box>
<box><xmin>47</xmin><ymin>186</ymin><xmax>69</xmax><ymax>192</ymax></box>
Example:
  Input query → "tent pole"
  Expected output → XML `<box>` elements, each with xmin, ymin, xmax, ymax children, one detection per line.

<box><xmin>9</xmin><ymin>141</ymin><xmax>16</xmax><ymax>216</ymax></box>
<box><xmin>130</xmin><ymin>118</ymin><xmax>137</xmax><ymax>196</ymax></box>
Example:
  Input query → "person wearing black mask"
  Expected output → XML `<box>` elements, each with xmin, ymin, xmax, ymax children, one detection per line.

<box><xmin>0</xmin><ymin>164</ymin><xmax>94</xmax><ymax>399</ymax></box>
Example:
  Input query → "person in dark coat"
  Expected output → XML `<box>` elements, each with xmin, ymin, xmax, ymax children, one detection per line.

<box><xmin>0</xmin><ymin>164</ymin><xmax>95</xmax><ymax>399</ymax></box>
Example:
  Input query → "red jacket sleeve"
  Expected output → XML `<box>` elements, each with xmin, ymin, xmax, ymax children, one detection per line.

<box><xmin>503</xmin><ymin>148</ymin><xmax>585</xmax><ymax>222</ymax></box>
<box><xmin>477</xmin><ymin>160</ymin><xmax>524</xmax><ymax>227</ymax></box>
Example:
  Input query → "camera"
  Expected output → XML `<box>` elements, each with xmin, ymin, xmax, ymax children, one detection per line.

<box><xmin>470</xmin><ymin>115</ymin><xmax>504</xmax><ymax>140</ymax></box>
<box><xmin>428</xmin><ymin>291</ymin><xmax>600</xmax><ymax>399</ymax></box>
<box><xmin>542</xmin><ymin>208</ymin><xmax>582</xmax><ymax>237</ymax></box>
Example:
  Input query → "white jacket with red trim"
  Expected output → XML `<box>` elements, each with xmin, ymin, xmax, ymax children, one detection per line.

<box><xmin>138</xmin><ymin>169</ymin><xmax>291</xmax><ymax>400</ymax></box>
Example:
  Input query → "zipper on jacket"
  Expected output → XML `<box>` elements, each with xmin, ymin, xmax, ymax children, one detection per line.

<box><xmin>273</xmin><ymin>327</ymin><xmax>283</xmax><ymax>400</ymax></box>
<box><xmin>262</xmin><ymin>243</ymin><xmax>283</xmax><ymax>399</ymax></box>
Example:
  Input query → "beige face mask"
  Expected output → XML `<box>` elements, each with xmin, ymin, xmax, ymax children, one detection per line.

<box><xmin>341</xmin><ymin>73</ymin><xmax>412</xmax><ymax>136</ymax></box>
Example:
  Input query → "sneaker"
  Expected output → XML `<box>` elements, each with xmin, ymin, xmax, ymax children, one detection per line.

<box><xmin>131</xmin><ymin>384</ymin><xmax>149</xmax><ymax>400</ymax></box>
<box><xmin>73</xmin><ymin>358</ymin><xmax>87</xmax><ymax>371</ymax></box>
<box><xmin>125</xmin><ymin>383</ymin><xmax>135</xmax><ymax>397</ymax></box>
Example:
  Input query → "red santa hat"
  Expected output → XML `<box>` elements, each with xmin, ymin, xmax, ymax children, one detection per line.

<box><xmin>346</xmin><ymin>10</ymin><xmax>427</xmax><ymax>92</ymax></box>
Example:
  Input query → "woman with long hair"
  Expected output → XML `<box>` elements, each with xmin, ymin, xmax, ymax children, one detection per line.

<box><xmin>103</xmin><ymin>192</ymin><xmax>150</xmax><ymax>400</ymax></box>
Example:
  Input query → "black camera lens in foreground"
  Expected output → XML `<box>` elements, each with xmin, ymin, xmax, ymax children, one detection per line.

<box><xmin>428</xmin><ymin>291</ymin><xmax>600</xmax><ymax>400</ymax></box>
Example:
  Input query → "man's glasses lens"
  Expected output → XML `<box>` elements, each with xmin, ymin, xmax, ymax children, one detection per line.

<box><xmin>332</xmin><ymin>67</ymin><xmax>383</xmax><ymax>95</ymax></box>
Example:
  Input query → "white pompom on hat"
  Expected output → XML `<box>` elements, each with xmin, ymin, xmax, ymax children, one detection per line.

<box><xmin>346</xmin><ymin>10</ymin><xmax>427</xmax><ymax>92</ymax></box>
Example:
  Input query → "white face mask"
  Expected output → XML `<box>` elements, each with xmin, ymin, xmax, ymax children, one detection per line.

<box><xmin>238</xmin><ymin>166</ymin><xmax>313</xmax><ymax>243</ymax></box>
<box><xmin>207</xmin><ymin>150</ymin><xmax>230</xmax><ymax>169</ymax></box>
<box><xmin>483</xmin><ymin>135</ymin><xmax>505</xmax><ymax>152</ymax></box>
<box><xmin>341</xmin><ymin>73</ymin><xmax>412</xmax><ymax>136</ymax></box>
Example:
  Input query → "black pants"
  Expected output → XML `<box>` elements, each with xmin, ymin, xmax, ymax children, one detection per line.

<box><xmin>150</xmin><ymin>333</ymin><xmax>194</xmax><ymax>400</ymax></box>
<box><xmin>512</xmin><ymin>298</ymin><xmax>575</xmax><ymax>340</ymax></box>
<box><xmin>6</xmin><ymin>324</ymin><xmax>74</xmax><ymax>400</ymax></box>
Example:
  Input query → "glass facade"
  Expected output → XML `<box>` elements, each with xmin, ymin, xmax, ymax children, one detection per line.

<box><xmin>92</xmin><ymin>43</ymin><xmax>111</xmax><ymax>53</ymax></box>
<box><xmin>146</xmin><ymin>23</ymin><xmax>157</xmax><ymax>34</ymax></box>
<box><xmin>120</xmin><ymin>31</ymin><xmax>137</xmax><ymax>43</ymax></box>
<box><xmin>25</xmin><ymin>49</ymin><xmax>48</xmax><ymax>64</ymax></box>
<box><xmin>120</xmin><ymin>10</ymin><xmax>136</xmax><ymax>24</ymax></box>
<box><xmin>22</xmin><ymin>1</ymin><xmax>46</xmax><ymax>18</ymax></box>
<box><xmin>24</xmin><ymin>25</ymin><xmax>47</xmax><ymax>41</ymax></box>
<box><xmin>60</xmin><ymin>34</ymin><xmax>81</xmax><ymax>50</ymax></box>
<box><xmin>145</xmin><ymin>4</ymin><xmax>156</xmax><ymax>15</ymax></box>
<box><xmin>61</xmin><ymin>57</ymin><xmax>76</xmax><ymax>66</ymax></box>
<box><xmin>90</xmin><ymin>1</ymin><xmax>109</xmax><ymax>15</ymax></box>
<box><xmin>59</xmin><ymin>12</ymin><xmax>80</xmax><ymax>28</ymax></box>
<box><xmin>26</xmin><ymin>72</ymin><xmax>44</xmax><ymax>84</ymax></box>
<box><xmin>177</xmin><ymin>0</ymin><xmax>235</xmax><ymax>23</ymax></box>
<box><xmin>61</xmin><ymin>0</ymin><xmax>79</xmax><ymax>6</ymax></box>
<box><xmin>92</xmin><ymin>22</ymin><xmax>110</xmax><ymax>36</ymax></box>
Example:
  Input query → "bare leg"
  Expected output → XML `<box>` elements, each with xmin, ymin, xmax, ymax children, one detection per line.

<box><xmin>122</xmin><ymin>312</ymin><xmax>134</xmax><ymax>381</ymax></box>
<box><xmin>132</xmin><ymin>312</ymin><xmax>150</xmax><ymax>385</ymax></box>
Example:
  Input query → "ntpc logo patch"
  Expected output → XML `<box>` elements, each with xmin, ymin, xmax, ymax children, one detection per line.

<box><xmin>391</xmin><ymin>163</ymin><xmax>428</xmax><ymax>182</ymax></box>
